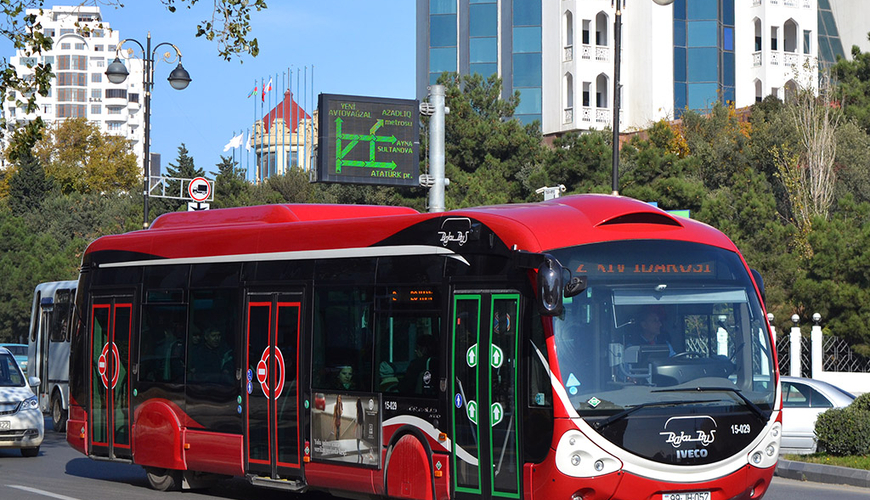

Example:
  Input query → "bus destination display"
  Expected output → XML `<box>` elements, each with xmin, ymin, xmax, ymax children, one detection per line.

<box><xmin>317</xmin><ymin>94</ymin><xmax>419</xmax><ymax>187</ymax></box>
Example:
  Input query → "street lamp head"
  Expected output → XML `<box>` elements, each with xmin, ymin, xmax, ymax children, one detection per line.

<box><xmin>168</xmin><ymin>62</ymin><xmax>191</xmax><ymax>90</ymax></box>
<box><xmin>105</xmin><ymin>57</ymin><xmax>129</xmax><ymax>84</ymax></box>
<box><xmin>652</xmin><ymin>0</ymin><xmax>675</xmax><ymax>5</ymax></box>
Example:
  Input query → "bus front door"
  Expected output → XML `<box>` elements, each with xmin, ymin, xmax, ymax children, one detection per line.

<box><xmin>88</xmin><ymin>293</ymin><xmax>133</xmax><ymax>460</ymax></box>
<box><xmin>245</xmin><ymin>292</ymin><xmax>302</xmax><ymax>479</ymax></box>
<box><xmin>451</xmin><ymin>292</ymin><xmax>521</xmax><ymax>500</ymax></box>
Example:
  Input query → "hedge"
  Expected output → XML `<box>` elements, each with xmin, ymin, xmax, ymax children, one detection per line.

<box><xmin>815</xmin><ymin>393</ymin><xmax>870</xmax><ymax>456</ymax></box>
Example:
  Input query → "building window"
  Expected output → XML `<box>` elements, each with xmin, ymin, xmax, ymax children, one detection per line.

<box><xmin>91</xmin><ymin>104</ymin><xmax>101</xmax><ymax>114</ymax></box>
<box><xmin>93</xmin><ymin>29</ymin><xmax>104</xmax><ymax>37</ymax></box>
<box><xmin>107</xmin><ymin>122</ymin><xmax>123</xmax><ymax>131</ymax></box>
<box><xmin>93</xmin><ymin>57</ymin><xmax>105</xmax><ymax>68</ymax></box>
<box><xmin>60</xmin><ymin>28</ymin><xmax>74</xmax><ymax>35</ymax></box>
<box><xmin>56</xmin><ymin>104</ymin><xmax>86</xmax><ymax>118</ymax></box>
<box><xmin>129</xmin><ymin>93</ymin><xmax>139</xmax><ymax>103</ymax></box>
<box><xmin>105</xmin><ymin>89</ymin><xmax>127</xmax><ymax>99</ymax></box>
<box><xmin>91</xmin><ymin>73</ymin><xmax>102</xmax><ymax>83</ymax></box>
<box><xmin>91</xmin><ymin>89</ymin><xmax>101</xmax><ymax>100</ymax></box>
<box><xmin>60</xmin><ymin>43</ymin><xmax>70</xmax><ymax>50</ymax></box>
<box><xmin>582</xmin><ymin>20</ymin><xmax>590</xmax><ymax>45</ymax></box>
<box><xmin>771</xmin><ymin>27</ymin><xmax>778</xmax><ymax>51</ymax></box>
<box><xmin>108</xmin><ymin>106</ymin><xmax>124</xmax><ymax>115</ymax></box>
<box><xmin>95</xmin><ymin>44</ymin><xmax>103</xmax><ymax>51</ymax></box>
<box><xmin>108</xmin><ymin>44</ymin><xmax>116</xmax><ymax>52</ymax></box>
<box><xmin>803</xmin><ymin>30</ymin><xmax>812</xmax><ymax>54</ymax></box>
<box><xmin>75</xmin><ymin>43</ymin><xmax>86</xmax><ymax>50</ymax></box>
<box><xmin>44</xmin><ymin>28</ymin><xmax>55</xmax><ymax>37</ymax></box>
<box><xmin>20</xmin><ymin>57</ymin><xmax>37</xmax><ymax>67</ymax></box>
<box><xmin>43</xmin><ymin>55</ymin><xmax>54</xmax><ymax>65</ymax></box>
<box><xmin>57</xmin><ymin>72</ymin><xmax>87</xmax><ymax>86</ymax></box>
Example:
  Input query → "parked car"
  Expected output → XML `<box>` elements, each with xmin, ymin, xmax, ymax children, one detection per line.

<box><xmin>780</xmin><ymin>376</ymin><xmax>855</xmax><ymax>454</ymax></box>
<box><xmin>0</xmin><ymin>343</ymin><xmax>28</xmax><ymax>374</ymax></box>
<box><xmin>0</xmin><ymin>346</ymin><xmax>43</xmax><ymax>457</ymax></box>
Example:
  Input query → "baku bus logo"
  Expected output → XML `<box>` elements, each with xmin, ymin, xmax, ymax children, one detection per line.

<box><xmin>659</xmin><ymin>415</ymin><xmax>717</xmax><ymax>448</ymax></box>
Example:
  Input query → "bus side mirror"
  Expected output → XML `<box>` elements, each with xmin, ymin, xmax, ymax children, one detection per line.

<box><xmin>537</xmin><ymin>255</ymin><xmax>564</xmax><ymax>316</ymax></box>
<box><xmin>751</xmin><ymin>269</ymin><xmax>766</xmax><ymax>305</ymax></box>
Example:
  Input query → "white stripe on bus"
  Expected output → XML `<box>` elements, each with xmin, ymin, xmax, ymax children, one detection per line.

<box><xmin>97</xmin><ymin>245</ymin><xmax>470</xmax><ymax>268</ymax></box>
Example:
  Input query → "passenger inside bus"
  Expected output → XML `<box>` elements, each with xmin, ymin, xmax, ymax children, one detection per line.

<box><xmin>188</xmin><ymin>325</ymin><xmax>234</xmax><ymax>384</ymax></box>
<box><xmin>379</xmin><ymin>361</ymin><xmax>399</xmax><ymax>392</ymax></box>
<box><xmin>398</xmin><ymin>333</ymin><xmax>438</xmax><ymax>395</ymax></box>
<box><xmin>335</xmin><ymin>365</ymin><xmax>356</xmax><ymax>390</ymax></box>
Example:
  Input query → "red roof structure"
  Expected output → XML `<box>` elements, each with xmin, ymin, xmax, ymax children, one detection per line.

<box><xmin>261</xmin><ymin>90</ymin><xmax>310</xmax><ymax>133</ymax></box>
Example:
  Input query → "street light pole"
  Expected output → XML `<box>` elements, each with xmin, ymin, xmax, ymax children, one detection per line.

<box><xmin>611</xmin><ymin>0</ymin><xmax>674</xmax><ymax>196</ymax></box>
<box><xmin>105</xmin><ymin>32</ymin><xmax>191</xmax><ymax>229</ymax></box>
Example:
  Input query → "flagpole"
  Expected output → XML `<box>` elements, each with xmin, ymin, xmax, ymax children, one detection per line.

<box><xmin>251</xmin><ymin>79</ymin><xmax>256</xmax><ymax>184</ymax></box>
<box><xmin>311</xmin><ymin>64</ymin><xmax>315</xmax><ymax>173</ymax></box>
<box><xmin>304</xmin><ymin>65</ymin><xmax>308</xmax><ymax>173</ymax></box>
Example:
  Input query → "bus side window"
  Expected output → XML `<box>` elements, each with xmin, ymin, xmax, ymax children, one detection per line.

<box><xmin>140</xmin><ymin>303</ymin><xmax>186</xmax><ymax>384</ymax></box>
<box><xmin>187</xmin><ymin>289</ymin><xmax>238</xmax><ymax>386</ymax></box>
<box><xmin>312</xmin><ymin>287</ymin><xmax>373</xmax><ymax>392</ymax></box>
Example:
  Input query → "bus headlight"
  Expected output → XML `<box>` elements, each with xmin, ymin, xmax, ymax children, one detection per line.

<box><xmin>556</xmin><ymin>429</ymin><xmax>622</xmax><ymax>478</ymax></box>
<box><xmin>747</xmin><ymin>421</ymin><xmax>780</xmax><ymax>469</ymax></box>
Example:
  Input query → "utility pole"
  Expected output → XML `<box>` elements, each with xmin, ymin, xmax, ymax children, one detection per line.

<box><xmin>422</xmin><ymin>85</ymin><xmax>449</xmax><ymax>213</ymax></box>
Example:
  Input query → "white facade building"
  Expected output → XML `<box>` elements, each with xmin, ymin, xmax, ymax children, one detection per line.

<box><xmin>420</xmin><ymin>0</ymin><xmax>831</xmax><ymax>138</ymax></box>
<box><xmin>2</xmin><ymin>6</ymin><xmax>144</xmax><ymax>167</ymax></box>
<box><xmin>736</xmin><ymin>1</ymin><xmax>818</xmax><ymax>107</ymax></box>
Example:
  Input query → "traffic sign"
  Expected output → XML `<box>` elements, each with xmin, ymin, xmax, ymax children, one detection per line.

<box><xmin>188</xmin><ymin>202</ymin><xmax>210</xmax><ymax>211</ymax></box>
<box><xmin>466</xmin><ymin>344</ymin><xmax>478</xmax><ymax>367</ymax></box>
<box><xmin>188</xmin><ymin>177</ymin><xmax>211</xmax><ymax>202</ymax></box>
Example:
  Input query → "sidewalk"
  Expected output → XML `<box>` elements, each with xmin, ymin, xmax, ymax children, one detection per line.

<box><xmin>776</xmin><ymin>459</ymin><xmax>870</xmax><ymax>488</ymax></box>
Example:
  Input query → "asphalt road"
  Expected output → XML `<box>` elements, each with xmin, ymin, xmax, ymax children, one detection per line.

<box><xmin>0</xmin><ymin>421</ymin><xmax>865</xmax><ymax>500</ymax></box>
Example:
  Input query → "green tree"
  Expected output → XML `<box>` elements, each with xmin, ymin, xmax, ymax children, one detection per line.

<box><xmin>435</xmin><ymin>72</ymin><xmax>545</xmax><ymax>208</ymax></box>
<box><xmin>534</xmin><ymin>129</ymin><xmax>612</xmax><ymax>195</ymax></box>
<box><xmin>7</xmin><ymin>149</ymin><xmax>53</xmax><ymax>215</ymax></box>
<box><xmin>833</xmin><ymin>38</ymin><xmax>870</xmax><ymax>135</ymax></box>
<box><xmin>32</xmin><ymin>117</ymin><xmax>138</xmax><ymax>194</ymax></box>
<box><xmin>213</xmin><ymin>155</ymin><xmax>250</xmax><ymax>208</ymax></box>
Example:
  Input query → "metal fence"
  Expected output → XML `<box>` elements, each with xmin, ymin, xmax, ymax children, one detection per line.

<box><xmin>777</xmin><ymin>334</ymin><xmax>812</xmax><ymax>378</ymax></box>
<box><xmin>823</xmin><ymin>335</ymin><xmax>870</xmax><ymax>372</ymax></box>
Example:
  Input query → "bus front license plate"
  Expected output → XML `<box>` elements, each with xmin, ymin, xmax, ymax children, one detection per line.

<box><xmin>662</xmin><ymin>492</ymin><xmax>710</xmax><ymax>500</ymax></box>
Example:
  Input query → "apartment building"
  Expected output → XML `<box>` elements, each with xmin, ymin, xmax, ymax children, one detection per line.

<box><xmin>2</xmin><ymin>5</ymin><xmax>144</xmax><ymax>166</ymax></box>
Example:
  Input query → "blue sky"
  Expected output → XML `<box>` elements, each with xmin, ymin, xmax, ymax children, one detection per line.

<box><xmin>23</xmin><ymin>1</ymin><xmax>417</xmax><ymax>178</ymax></box>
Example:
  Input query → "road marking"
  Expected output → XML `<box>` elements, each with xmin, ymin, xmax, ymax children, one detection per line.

<box><xmin>7</xmin><ymin>485</ymin><xmax>81</xmax><ymax>500</ymax></box>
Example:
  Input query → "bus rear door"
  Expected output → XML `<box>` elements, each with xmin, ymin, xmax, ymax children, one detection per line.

<box><xmin>88</xmin><ymin>292</ymin><xmax>134</xmax><ymax>460</ymax></box>
<box><xmin>451</xmin><ymin>291</ymin><xmax>521</xmax><ymax>500</ymax></box>
<box><xmin>245</xmin><ymin>291</ymin><xmax>303</xmax><ymax>479</ymax></box>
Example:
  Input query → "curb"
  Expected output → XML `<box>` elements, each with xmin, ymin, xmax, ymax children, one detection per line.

<box><xmin>776</xmin><ymin>459</ymin><xmax>870</xmax><ymax>489</ymax></box>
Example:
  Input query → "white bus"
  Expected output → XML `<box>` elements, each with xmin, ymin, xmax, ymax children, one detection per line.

<box><xmin>27</xmin><ymin>280</ymin><xmax>77</xmax><ymax>432</ymax></box>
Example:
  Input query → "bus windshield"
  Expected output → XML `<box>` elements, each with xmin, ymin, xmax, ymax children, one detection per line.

<box><xmin>549</xmin><ymin>240</ymin><xmax>776</xmax><ymax>417</ymax></box>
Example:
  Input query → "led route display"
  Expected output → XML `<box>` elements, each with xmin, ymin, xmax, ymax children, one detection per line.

<box><xmin>316</xmin><ymin>94</ymin><xmax>420</xmax><ymax>187</ymax></box>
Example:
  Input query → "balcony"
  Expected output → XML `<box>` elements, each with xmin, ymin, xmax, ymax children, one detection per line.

<box><xmin>595</xmin><ymin>46</ymin><xmax>610</xmax><ymax>62</ymax></box>
<box><xmin>783</xmin><ymin>52</ymin><xmax>799</xmax><ymax>67</ymax></box>
<box><xmin>581</xmin><ymin>44</ymin><xmax>592</xmax><ymax>60</ymax></box>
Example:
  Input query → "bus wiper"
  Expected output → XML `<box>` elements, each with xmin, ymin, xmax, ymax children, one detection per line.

<box><xmin>591</xmin><ymin>399</ymin><xmax>709</xmax><ymax>432</ymax></box>
<box><xmin>652</xmin><ymin>386</ymin><xmax>767</xmax><ymax>421</ymax></box>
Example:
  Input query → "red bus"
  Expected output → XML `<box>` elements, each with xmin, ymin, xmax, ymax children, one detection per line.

<box><xmin>66</xmin><ymin>194</ymin><xmax>781</xmax><ymax>499</ymax></box>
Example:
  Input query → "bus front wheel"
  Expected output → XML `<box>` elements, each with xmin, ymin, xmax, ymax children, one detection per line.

<box><xmin>145</xmin><ymin>467</ymin><xmax>182</xmax><ymax>491</ymax></box>
<box><xmin>51</xmin><ymin>392</ymin><xmax>66</xmax><ymax>432</ymax></box>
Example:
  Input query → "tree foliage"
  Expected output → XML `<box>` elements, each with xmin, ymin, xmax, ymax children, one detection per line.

<box><xmin>833</xmin><ymin>38</ymin><xmax>870</xmax><ymax>135</ymax></box>
<box><xmin>32</xmin><ymin>117</ymin><xmax>138</xmax><ymax>194</ymax></box>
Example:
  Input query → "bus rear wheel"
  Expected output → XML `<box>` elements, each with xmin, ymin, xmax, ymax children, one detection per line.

<box><xmin>51</xmin><ymin>392</ymin><xmax>66</xmax><ymax>432</ymax></box>
<box><xmin>145</xmin><ymin>467</ymin><xmax>182</xmax><ymax>491</ymax></box>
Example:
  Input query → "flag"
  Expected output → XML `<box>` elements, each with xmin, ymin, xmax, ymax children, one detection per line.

<box><xmin>245</xmin><ymin>130</ymin><xmax>251</xmax><ymax>151</ymax></box>
<box><xmin>247</xmin><ymin>85</ymin><xmax>257</xmax><ymax>98</ymax></box>
<box><xmin>262</xmin><ymin>77</ymin><xmax>272</xmax><ymax>102</ymax></box>
<box><xmin>223</xmin><ymin>132</ymin><xmax>244</xmax><ymax>152</ymax></box>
